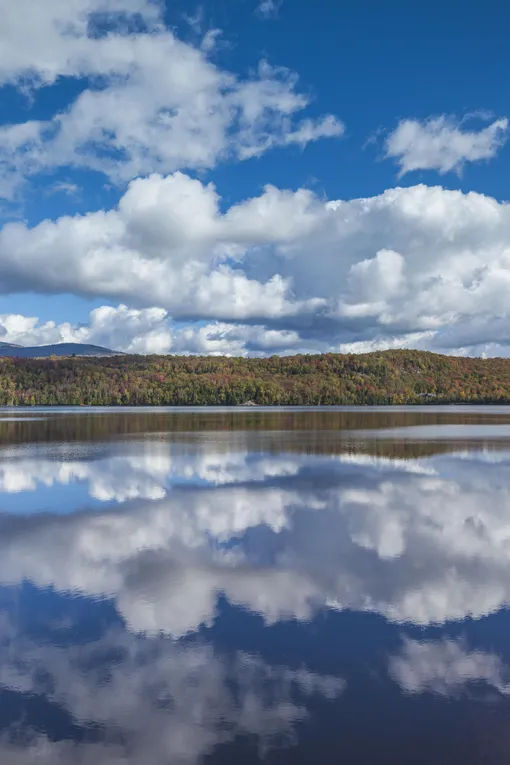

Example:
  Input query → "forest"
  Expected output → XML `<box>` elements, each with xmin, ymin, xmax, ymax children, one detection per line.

<box><xmin>0</xmin><ymin>349</ymin><xmax>509</xmax><ymax>406</ymax></box>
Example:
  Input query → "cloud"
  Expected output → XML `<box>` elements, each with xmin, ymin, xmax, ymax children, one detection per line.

<box><xmin>3</xmin><ymin>5</ymin><xmax>510</xmax><ymax>359</ymax></box>
<box><xmin>46</xmin><ymin>181</ymin><xmax>80</xmax><ymax>198</ymax></box>
<box><xmin>5</xmin><ymin>179</ymin><xmax>510</xmax><ymax>354</ymax></box>
<box><xmin>256</xmin><ymin>0</ymin><xmax>283</xmax><ymax>19</ymax></box>
<box><xmin>0</xmin><ymin>0</ymin><xmax>343</xmax><ymax>196</ymax></box>
<box><xmin>390</xmin><ymin>639</ymin><xmax>510</xmax><ymax>697</ymax></box>
<box><xmin>0</xmin><ymin>0</ymin><xmax>161</xmax><ymax>85</ymax></box>
<box><xmin>385</xmin><ymin>115</ymin><xmax>509</xmax><ymax>176</ymax></box>
<box><xmin>0</xmin><ymin>305</ymin><xmax>313</xmax><ymax>355</ymax></box>
<box><xmin>0</xmin><ymin>174</ymin><xmax>328</xmax><ymax>326</ymax></box>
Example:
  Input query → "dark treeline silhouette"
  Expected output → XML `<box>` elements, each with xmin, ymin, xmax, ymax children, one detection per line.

<box><xmin>0</xmin><ymin>349</ymin><xmax>510</xmax><ymax>406</ymax></box>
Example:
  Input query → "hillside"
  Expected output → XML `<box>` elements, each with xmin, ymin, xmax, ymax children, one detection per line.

<box><xmin>0</xmin><ymin>350</ymin><xmax>509</xmax><ymax>406</ymax></box>
<box><xmin>0</xmin><ymin>343</ymin><xmax>120</xmax><ymax>358</ymax></box>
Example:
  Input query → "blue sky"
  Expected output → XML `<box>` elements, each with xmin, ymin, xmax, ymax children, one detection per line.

<box><xmin>0</xmin><ymin>0</ymin><xmax>509</xmax><ymax>356</ymax></box>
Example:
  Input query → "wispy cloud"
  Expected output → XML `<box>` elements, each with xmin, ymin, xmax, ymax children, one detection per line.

<box><xmin>256</xmin><ymin>0</ymin><xmax>283</xmax><ymax>19</ymax></box>
<box><xmin>384</xmin><ymin>114</ymin><xmax>509</xmax><ymax>176</ymax></box>
<box><xmin>46</xmin><ymin>181</ymin><xmax>80</xmax><ymax>198</ymax></box>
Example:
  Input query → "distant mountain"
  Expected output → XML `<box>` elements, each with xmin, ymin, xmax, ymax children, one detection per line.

<box><xmin>0</xmin><ymin>343</ymin><xmax>122</xmax><ymax>358</ymax></box>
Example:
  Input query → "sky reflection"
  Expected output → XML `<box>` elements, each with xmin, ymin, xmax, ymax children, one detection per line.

<box><xmin>1</xmin><ymin>410</ymin><xmax>510</xmax><ymax>763</ymax></box>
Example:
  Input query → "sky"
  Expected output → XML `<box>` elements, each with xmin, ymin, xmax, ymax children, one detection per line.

<box><xmin>0</xmin><ymin>0</ymin><xmax>509</xmax><ymax>356</ymax></box>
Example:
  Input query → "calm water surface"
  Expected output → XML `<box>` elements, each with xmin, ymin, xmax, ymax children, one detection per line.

<box><xmin>2</xmin><ymin>406</ymin><xmax>510</xmax><ymax>763</ymax></box>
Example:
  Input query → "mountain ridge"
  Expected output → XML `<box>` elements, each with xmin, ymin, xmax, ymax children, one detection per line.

<box><xmin>0</xmin><ymin>342</ymin><xmax>121</xmax><ymax>358</ymax></box>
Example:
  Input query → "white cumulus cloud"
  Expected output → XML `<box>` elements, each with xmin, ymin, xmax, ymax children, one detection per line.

<box><xmin>3</xmin><ymin>179</ymin><xmax>510</xmax><ymax>354</ymax></box>
<box><xmin>385</xmin><ymin>115</ymin><xmax>509</xmax><ymax>176</ymax></box>
<box><xmin>0</xmin><ymin>0</ymin><xmax>343</xmax><ymax>196</ymax></box>
<box><xmin>0</xmin><ymin>305</ymin><xmax>314</xmax><ymax>355</ymax></box>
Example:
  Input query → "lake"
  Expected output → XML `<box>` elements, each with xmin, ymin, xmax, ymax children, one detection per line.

<box><xmin>2</xmin><ymin>406</ymin><xmax>510</xmax><ymax>763</ymax></box>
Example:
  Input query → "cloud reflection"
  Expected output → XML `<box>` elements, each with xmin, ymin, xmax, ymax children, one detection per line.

<box><xmin>0</xmin><ymin>443</ymin><xmax>302</xmax><ymax>507</ymax></box>
<box><xmin>0</xmin><ymin>617</ymin><xmax>344</xmax><ymax>765</ymax></box>
<box><xmin>0</xmin><ymin>447</ymin><xmax>509</xmax><ymax>633</ymax></box>
<box><xmin>390</xmin><ymin>638</ymin><xmax>510</xmax><ymax>697</ymax></box>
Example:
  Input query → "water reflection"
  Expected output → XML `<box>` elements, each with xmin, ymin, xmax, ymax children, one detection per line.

<box><xmin>0</xmin><ymin>443</ymin><xmax>303</xmax><ymax>508</ymax></box>
<box><xmin>1</xmin><ymin>409</ymin><xmax>510</xmax><ymax>762</ymax></box>
<box><xmin>390</xmin><ymin>638</ymin><xmax>510</xmax><ymax>697</ymax></box>
<box><xmin>1</xmin><ymin>446</ymin><xmax>510</xmax><ymax>629</ymax></box>
<box><xmin>0</xmin><ymin>612</ymin><xmax>345</xmax><ymax>764</ymax></box>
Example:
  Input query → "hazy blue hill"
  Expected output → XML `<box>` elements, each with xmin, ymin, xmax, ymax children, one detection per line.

<box><xmin>0</xmin><ymin>343</ymin><xmax>120</xmax><ymax>358</ymax></box>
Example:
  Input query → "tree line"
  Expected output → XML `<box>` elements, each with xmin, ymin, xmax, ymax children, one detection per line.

<box><xmin>0</xmin><ymin>349</ymin><xmax>508</xmax><ymax>406</ymax></box>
